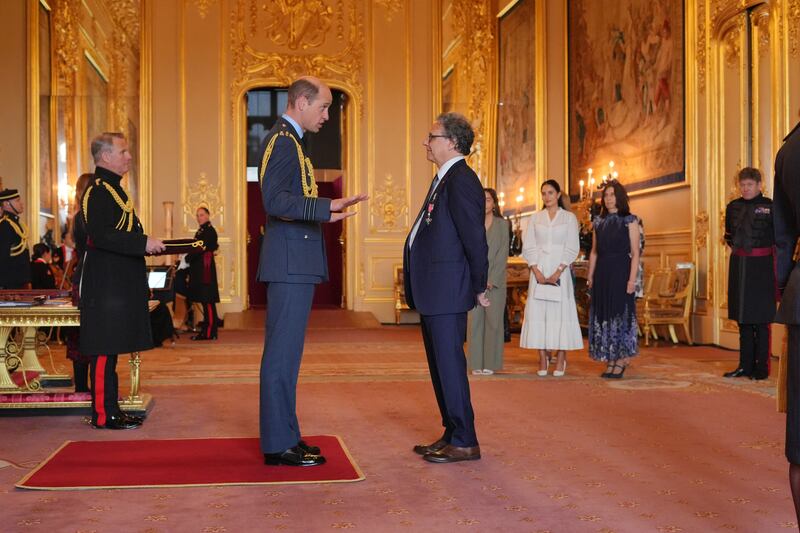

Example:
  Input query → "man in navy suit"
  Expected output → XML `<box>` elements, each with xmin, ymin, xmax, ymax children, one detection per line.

<box><xmin>258</xmin><ymin>76</ymin><xmax>367</xmax><ymax>467</ymax></box>
<box><xmin>404</xmin><ymin>113</ymin><xmax>489</xmax><ymax>463</ymax></box>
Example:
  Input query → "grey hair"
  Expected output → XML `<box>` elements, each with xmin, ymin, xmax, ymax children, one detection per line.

<box><xmin>288</xmin><ymin>78</ymin><xmax>321</xmax><ymax>107</ymax></box>
<box><xmin>91</xmin><ymin>132</ymin><xmax>126</xmax><ymax>163</ymax></box>
<box><xmin>436</xmin><ymin>113</ymin><xmax>474</xmax><ymax>155</ymax></box>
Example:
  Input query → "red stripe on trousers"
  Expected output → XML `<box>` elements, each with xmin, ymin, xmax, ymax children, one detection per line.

<box><xmin>207</xmin><ymin>304</ymin><xmax>213</xmax><ymax>338</ymax></box>
<box><xmin>96</xmin><ymin>355</ymin><xmax>107</xmax><ymax>426</ymax></box>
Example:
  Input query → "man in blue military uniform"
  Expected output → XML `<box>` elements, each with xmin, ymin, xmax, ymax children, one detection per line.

<box><xmin>0</xmin><ymin>188</ymin><xmax>31</xmax><ymax>289</ymax></box>
<box><xmin>258</xmin><ymin>76</ymin><xmax>367</xmax><ymax>466</ymax></box>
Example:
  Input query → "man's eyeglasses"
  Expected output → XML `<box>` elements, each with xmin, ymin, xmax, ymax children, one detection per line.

<box><xmin>427</xmin><ymin>133</ymin><xmax>449</xmax><ymax>143</ymax></box>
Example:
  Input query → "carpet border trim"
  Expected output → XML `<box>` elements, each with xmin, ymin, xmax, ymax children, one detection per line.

<box><xmin>15</xmin><ymin>434</ymin><xmax>365</xmax><ymax>491</ymax></box>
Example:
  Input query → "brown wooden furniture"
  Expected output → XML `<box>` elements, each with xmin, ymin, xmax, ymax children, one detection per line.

<box><xmin>394</xmin><ymin>265</ymin><xmax>410</xmax><ymax>324</ymax></box>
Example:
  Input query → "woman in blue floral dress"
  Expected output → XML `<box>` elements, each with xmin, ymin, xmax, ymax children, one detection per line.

<box><xmin>587</xmin><ymin>181</ymin><xmax>640</xmax><ymax>378</ymax></box>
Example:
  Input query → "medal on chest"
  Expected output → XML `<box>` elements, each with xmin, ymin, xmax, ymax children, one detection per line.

<box><xmin>425</xmin><ymin>192</ymin><xmax>438</xmax><ymax>225</ymax></box>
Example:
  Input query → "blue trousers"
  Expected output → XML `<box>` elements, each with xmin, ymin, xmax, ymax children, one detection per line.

<box><xmin>259</xmin><ymin>282</ymin><xmax>315</xmax><ymax>453</ymax></box>
<box><xmin>420</xmin><ymin>312</ymin><xmax>478</xmax><ymax>447</ymax></box>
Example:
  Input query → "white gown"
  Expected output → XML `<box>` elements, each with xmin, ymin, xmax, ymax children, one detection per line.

<box><xmin>520</xmin><ymin>208</ymin><xmax>584</xmax><ymax>350</ymax></box>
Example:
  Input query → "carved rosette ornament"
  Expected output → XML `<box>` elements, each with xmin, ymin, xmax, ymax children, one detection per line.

<box><xmin>370</xmin><ymin>174</ymin><xmax>408</xmax><ymax>232</ymax></box>
<box><xmin>230</xmin><ymin>0</ymin><xmax>364</xmax><ymax>116</ymax></box>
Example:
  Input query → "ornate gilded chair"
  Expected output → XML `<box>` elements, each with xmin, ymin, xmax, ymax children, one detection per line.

<box><xmin>640</xmin><ymin>262</ymin><xmax>695</xmax><ymax>346</ymax></box>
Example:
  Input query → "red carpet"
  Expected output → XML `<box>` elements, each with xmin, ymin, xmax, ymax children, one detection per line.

<box><xmin>16</xmin><ymin>435</ymin><xmax>364</xmax><ymax>490</ymax></box>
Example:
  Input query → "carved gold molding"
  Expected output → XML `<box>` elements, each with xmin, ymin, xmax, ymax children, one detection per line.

<box><xmin>789</xmin><ymin>0</ymin><xmax>800</xmax><ymax>56</ymax></box>
<box><xmin>695</xmin><ymin>211</ymin><xmax>709</xmax><ymax>249</ymax></box>
<box><xmin>450</xmin><ymin>0</ymin><xmax>494</xmax><ymax>180</ymax></box>
<box><xmin>696</xmin><ymin>4</ymin><xmax>707</xmax><ymax>94</ymax></box>
<box><xmin>54</xmin><ymin>0</ymin><xmax>81</xmax><ymax>94</ymax></box>
<box><xmin>183</xmin><ymin>173</ymin><xmax>224</xmax><ymax>232</ymax></box>
<box><xmin>370</xmin><ymin>174</ymin><xmax>409</xmax><ymax>233</ymax></box>
<box><xmin>374</xmin><ymin>0</ymin><xmax>402</xmax><ymax>21</ymax></box>
<box><xmin>229</xmin><ymin>0</ymin><xmax>365</xmax><ymax>116</ymax></box>
<box><xmin>191</xmin><ymin>0</ymin><xmax>217</xmax><ymax>19</ymax></box>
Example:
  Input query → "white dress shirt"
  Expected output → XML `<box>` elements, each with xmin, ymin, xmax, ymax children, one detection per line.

<box><xmin>408</xmin><ymin>156</ymin><xmax>465</xmax><ymax>248</ymax></box>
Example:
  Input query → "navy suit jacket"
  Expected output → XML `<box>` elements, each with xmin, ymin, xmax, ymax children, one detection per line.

<box><xmin>774</xmin><ymin>122</ymin><xmax>800</xmax><ymax>324</ymax></box>
<box><xmin>257</xmin><ymin>118</ymin><xmax>332</xmax><ymax>284</ymax></box>
<box><xmin>403</xmin><ymin>159</ymin><xmax>489</xmax><ymax>315</ymax></box>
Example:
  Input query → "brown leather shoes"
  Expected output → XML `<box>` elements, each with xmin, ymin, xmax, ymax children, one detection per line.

<box><xmin>423</xmin><ymin>445</ymin><xmax>481</xmax><ymax>463</ymax></box>
<box><xmin>413</xmin><ymin>438</ymin><xmax>448</xmax><ymax>456</ymax></box>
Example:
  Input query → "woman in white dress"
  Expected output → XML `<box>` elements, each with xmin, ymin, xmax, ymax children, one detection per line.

<box><xmin>520</xmin><ymin>179</ymin><xmax>583</xmax><ymax>376</ymax></box>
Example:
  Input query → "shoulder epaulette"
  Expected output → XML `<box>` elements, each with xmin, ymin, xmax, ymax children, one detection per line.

<box><xmin>259</xmin><ymin>130</ymin><xmax>318</xmax><ymax>198</ymax></box>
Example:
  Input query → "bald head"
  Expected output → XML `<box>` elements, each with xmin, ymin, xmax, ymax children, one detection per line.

<box><xmin>285</xmin><ymin>76</ymin><xmax>333</xmax><ymax>133</ymax></box>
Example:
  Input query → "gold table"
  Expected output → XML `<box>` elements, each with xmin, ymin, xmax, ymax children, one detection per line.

<box><xmin>0</xmin><ymin>302</ymin><xmax>154</xmax><ymax>411</ymax></box>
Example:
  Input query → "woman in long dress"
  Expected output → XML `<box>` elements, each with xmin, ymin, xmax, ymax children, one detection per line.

<box><xmin>587</xmin><ymin>181</ymin><xmax>640</xmax><ymax>378</ymax></box>
<box><xmin>468</xmin><ymin>188</ymin><xmax>509</xmax><ymax>375</ymax></box>
<box><xmin>520</xmin><ymin>180</ymin><xmax>583</xmax><ymax>377</ymax></box>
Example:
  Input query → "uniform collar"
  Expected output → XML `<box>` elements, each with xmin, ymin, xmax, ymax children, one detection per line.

<box><xmin>94</xmin><ymin>165</ymin><xmax>123</xmax><ymax>184</ymax></box>
<box><xmin>281</xmin><ymin>114</ymin><xmax>304</xmax><ymax>139</ymax></box>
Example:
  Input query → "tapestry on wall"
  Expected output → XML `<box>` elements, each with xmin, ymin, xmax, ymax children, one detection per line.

<box><xmin>496</xmin><ymin>0</ymin><xmax>537</xmax><ymax>214</ymax></box>
<box><xmin>568</xmin><ymin>0</ymin><xmax>684</xmax><ymax>196</ymax></box>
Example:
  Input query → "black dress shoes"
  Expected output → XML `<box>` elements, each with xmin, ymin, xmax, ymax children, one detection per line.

<box><xmin>750</xmin><ymin>372</ymin><xmax>769</xmax><ymax>380</ymax></box>
<box><xmin>191</xmin><ymin>334</ymin><xmax>218</xmax><ymax>341</ymax></box>
<box><xmin>298</xmin><ymin>440</ymin><xmax>321</xmax><ymax>455</ymax></box>
<box><xmin>264</xmin><ymin>446</ymin><xmax>326</xmax><ymax>467</ymax></box>
<box><xmin>723</xmin><ymin>368</ymin><xmax>749</xmax><ymax>378</ymax></box>
<box><xmin>413</xmin><ymin>438</ymin><xmax>448</xmax><ymax>456</ymax></box>
<box><xmin>91</xmin><ymin>413</ymin><xmax>142</xmax><ymax>430</ymax></box>
<box><xmin>423</xmin><ymin>445</ymin><xmax>481</xmax><ymax>463</ymax></box>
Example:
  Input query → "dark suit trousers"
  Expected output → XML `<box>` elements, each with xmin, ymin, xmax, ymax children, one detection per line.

<box><xmin>788</xmin><ymin>326</ymin><xmax>800</xmax><ymax>464</ymax></box>
<box><xmin>420</xmin><ymin>312</ymin><xmax>478</xmax><ymax>448</ymax></box>
<box><xmin>738</xmin><ymin>323</ymin><xmax>770</xmax><ymax>376</ymax></box>
<box><xmin>259</xmin><ymin>282</ymin><xmax>315</xmax><ymax>453</ymax></box>
<box><xmin>90</xmin><ymin>354</ymin><xmax>120</xmax><ymax>425</ymax></box>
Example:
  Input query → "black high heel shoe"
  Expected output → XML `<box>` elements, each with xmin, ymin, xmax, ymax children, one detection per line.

<box><xmin>191</xmin><ymin>333</ymin><xmax>218</xmax><ymax>341</ymax></box>
<box><xmin>607</xmin><ymin>362</ymin><xmax>627</xmax><ymax>379</ymax></box>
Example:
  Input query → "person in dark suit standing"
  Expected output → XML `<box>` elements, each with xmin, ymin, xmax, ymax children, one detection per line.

<box><xmin>258</xmin><ymin>76</ymin><xmax>367</xmax><ymax>467</ymax></box>
<box><xmin>723</xmin><ymin>167</ymin><xmax>776</xmax><ymax>380</ymax></box>
<box><xmin>0</xmin><ymin>188</ymin><xmax>31</xmax><ymax>289</ymax></box>
<box><xmin>405</xmin><ymin>113</ymin><xmax>489</xmax><ymax>464</ymax></box>
<box><xmin>187</xmin><ymin>206</ymin><xmax>220</xmax><ymax>341</ymax></box>
<box><xmin>773</xmin><ymin>120</ymin><xmax>800</xmax><ymax>523</ymax></box>
<box><xmin>79</xmin><ymin>132</ymin><xmax>165</xmax><ymax>429</ymax></box>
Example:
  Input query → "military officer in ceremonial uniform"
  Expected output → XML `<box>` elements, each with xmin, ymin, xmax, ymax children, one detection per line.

<box><xmin>723</xmin><ymin>167</ymin><xmax>776</xmax><ymax>380</ymax></box>
<box><xmin>187</xmin><ymin>206</ymin><xmax>220</xmax><ymax>341</ymax></box>
<box><xmin>0</xmin><ymin>188</ymin><xmax>31</xmax><ymax>289</ymax></box>
<box><xmin>258</xmin><ymin>76</ymin><xmax>367</xmax><ymax>466</ymax></box>
<box><xmin>79</xmin><ymin>132</ymin><xmax>165</xmax><ymax>429</ymax></box>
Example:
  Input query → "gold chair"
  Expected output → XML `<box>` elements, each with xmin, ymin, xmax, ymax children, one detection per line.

<box><xmin>640</xmin><ymin>262</ymin><xmax>695</xmax><ymax>346</ymax></box>
<box><xmin>394</xmin><ymin>264</ymin><xmax>410</xmax><ymax>324</ymax></box>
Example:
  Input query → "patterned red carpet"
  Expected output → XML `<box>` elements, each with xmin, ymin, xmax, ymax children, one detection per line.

<box><xmin>17</xmin><ymin>436</ymin><xmax>363</xmax><ymax>490</ymax></box>
<box><xmin>0</xmin><ymin>310</ymin><xmax>796</xmax><ymax>531</ymax></box>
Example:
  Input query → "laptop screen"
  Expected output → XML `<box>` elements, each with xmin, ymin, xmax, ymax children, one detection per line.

<box><xmin>148</xmin><ymin>271</ymin><xmax>168</xmax><ymax>289</ymax></box>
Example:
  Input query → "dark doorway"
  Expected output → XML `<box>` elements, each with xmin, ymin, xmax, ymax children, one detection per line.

<box><xmin>245</xmin><ymin>87</ymin><xmax>346</xmax><ymax>308</ymax></box>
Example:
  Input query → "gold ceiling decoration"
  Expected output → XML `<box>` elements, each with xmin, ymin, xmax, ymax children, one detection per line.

<box><xmin>106</xmin><ymin>0</ymin><xmax>141</xmax><ymax>55</ymax></box>
<box><xmin>229</xmin><ymin>0</ymin><xmax>364</xmax><ymax>115</ymax></box>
